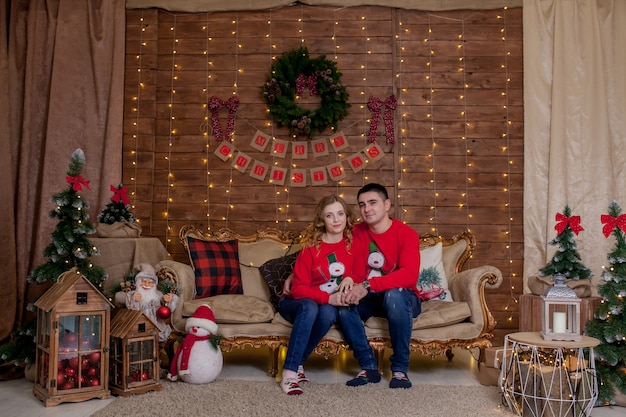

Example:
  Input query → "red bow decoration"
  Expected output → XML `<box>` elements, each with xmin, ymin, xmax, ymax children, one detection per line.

<box><xmin>111</xmin><ymin>184</ymin><xmax>130</xmax><ymax>206</ymax></box>
<box><xmin>295</xmin><ymin>74</ymin><xmax>318</xmax><ymax>96</ymax></box>
<box><xmin>66</xmin><ymin>174</ymin><xmax>90</xmax><ymax>191</ymax></box>
<box><xmin>367</xmin><ymin>95</ymin><xmax>397</xmax><ymax>144</ymax></box>
<box><xmin>554</xmin><ymin>212</ymin><xmax>583</xmax><ymax>235</ymax></box>
<box><xmin>209</xmin><ymin>95</ymin><xmax>239</xmax><ymax>142</ymax></box>
<box><xmin>601</xmin><ymin>213</ymin><xmax>626</xmax><ymax>237</ymax></box>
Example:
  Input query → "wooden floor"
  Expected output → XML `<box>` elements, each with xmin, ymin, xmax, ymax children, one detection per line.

<box><xmin>1</xmin><ymin>347</ymin><xmax>622</xmax><ymax>417</ymax></box>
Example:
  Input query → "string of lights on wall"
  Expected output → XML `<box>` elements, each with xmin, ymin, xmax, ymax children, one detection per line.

<box><xmin>126</xmin><ymin>7</ymin><xmax>517</xmax><ymax>292</ymax></box>
<box><xmin>165</xmin><ymin>15</ymin><xmax>177</xmax><ymax>248</ymax></box>
<box><xmin>396</xmin><ymin>9</ymin><xmax>515</xmax><ymax>287</ymax></box>
<box><xmin>500</xmin><ymin>7</ymin><xmax>517</xmax><ymax>322</ymax></box>
<box><xmin>202</xmin><ymin>13</ymin><xmax>212</xmax><ymax>230</ymax></box>
<box><xmin>359</xmin><ymin>10</ymin><xmax>370</xmax><ymax>198</ymax></box>
<box><xmin>266</xmin><ymin>10</ymin><xmax>281</xmax><ymax>228</ymax></box>
<box><xmin>129</xmin><ymin>11</ymin><xmax>145</xmax><ymax>217</ymax></box>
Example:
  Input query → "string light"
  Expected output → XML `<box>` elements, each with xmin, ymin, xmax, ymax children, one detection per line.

<box><xmin>426</xmin><ymin>15</ymin><xmax>438</xmax><ymax>233</ymax></box>
<box><xmin>130</xmin><ymin>11</ymin><xmax>144</xmax><ymax>215</ymax></box>
<box><xmin>459</xmin><ymin>20</ymin><xmax>472</xmax><ymax>236</ymax></box>
<box><xmin>126</xmin><ymin>8</ymin><xmax>521</xmax><ymax>311</ymax></box>
<box><xmin>499</xmin><ymin>7</ymin><xmax>517</xmax><ymax>322</ymax></box>
<box><xmin>165</xmin><ymin>15</ymin><xmax>178</xmax><ymax>249</ymax></box>
<box><xmin>360</xmin><ymin>9</ymin><xmax>369</xmax><ymax>201</ymax></box>
<box><xmin>203</xmin><ymin>13</ymin><xmax>212</xmax><ymax>232</ymax></box>
<box><xmin>223</xmin><ymin>14</ymin><xmax>241</xmax><ymax>228</ymax></box>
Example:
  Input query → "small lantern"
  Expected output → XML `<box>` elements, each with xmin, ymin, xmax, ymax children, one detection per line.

<box><xmin>109</xmin><ymin>309</ymin><xmax>162</xmax><ymax>397</ymax></box>
<box><xmin>541</xmin><ymin>273</ymin><xmax>582</xmax><ymax>341</ymax></box>
<box><xmin>32</xmin><ymin>269</ymin><xmax>112</xmax><ymax>406</ymax></box>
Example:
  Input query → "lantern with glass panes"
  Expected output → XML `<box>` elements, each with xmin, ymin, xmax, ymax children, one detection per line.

<box><xmin>32</xmin><ymin>269</ymin><xmax>112</xmax><ymax>406</ymax></box>
<box><xmin>541</xmin><ymin>273</ymin><xmax>582</xmax><ymax>341</ymax></box>
<box><xmin>109</xmin><ymin>308</ymin><xmax>162</xmax><ymax>396</ymax></box>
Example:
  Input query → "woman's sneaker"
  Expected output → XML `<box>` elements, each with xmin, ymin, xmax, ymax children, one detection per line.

<box><xmin>389</xmin><ymin>371</ymin><xmax>412</xmax><ymax>389</ymax></box>
<box><xmin>280</xmin><ymin>377</ymin><xmax>303</xmax><ymax>395</ymax></box>
<box><xmin>346</xmin><ymin>369</ymin><xmax>381</xmax><ymax>387</ymax></box>
<box><xmin>297</xmin><ymin>365</ymin><xmax>309</xmax><ymax>383</ymax></box>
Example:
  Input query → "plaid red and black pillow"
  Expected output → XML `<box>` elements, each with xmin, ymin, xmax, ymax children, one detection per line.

<box><xmin>186</xmin><ymin>237</ymin><xmax>244</xmax><ymax>298</ymax></box>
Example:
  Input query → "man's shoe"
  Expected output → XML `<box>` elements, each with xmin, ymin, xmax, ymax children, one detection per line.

<box><xmin>346</xmin><ymin>369</ymin><xmax>381</xmax><ymax>387</ymax></box>
<box><xmin>389</xmin><ymin>371</ymin><xmax>412</xmax><ymax>389</ymax></box>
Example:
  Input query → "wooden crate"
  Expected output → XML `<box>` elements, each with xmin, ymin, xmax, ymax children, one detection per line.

<box><xmin>519</xmin><ymin>293</ymin><xmax>601</xmax><ymax>334</ymax></box>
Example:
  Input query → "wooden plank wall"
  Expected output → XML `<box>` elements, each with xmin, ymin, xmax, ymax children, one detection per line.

<box><xmin>123</xmin><ymin>5</ymin><xmax>523</xmax><ymax>343</ymax></box>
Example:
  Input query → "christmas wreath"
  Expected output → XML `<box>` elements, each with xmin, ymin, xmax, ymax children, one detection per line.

<box><xmin>263</xmin><ymin>47</ymin><xmax>350</xmax><ymax>137</ymax></box>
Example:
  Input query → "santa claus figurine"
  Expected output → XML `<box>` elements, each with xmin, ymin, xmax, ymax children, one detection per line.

<box><xmin>167</xmin><ymin>304</ymin><xmax>223</xmax><ymax>384</ymax></box>
<box><xmin>126</xmin><ymin>263</ymin><xmax>179</xmax><ymax>342</ymax></box>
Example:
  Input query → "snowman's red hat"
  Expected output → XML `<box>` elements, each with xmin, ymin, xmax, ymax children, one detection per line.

<box><xmin>185</xmin><ymin>304</ymin><xmax>218</xmax><ymax>334</ymax></box>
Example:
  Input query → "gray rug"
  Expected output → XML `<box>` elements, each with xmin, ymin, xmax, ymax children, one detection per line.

<box><xmin>91</xmin><ymin>379</ymin><xmax>509</xmax><ymax>417</ymax></box>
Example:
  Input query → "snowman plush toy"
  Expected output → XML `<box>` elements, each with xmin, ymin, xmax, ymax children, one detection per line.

<box><xmin>167</xmin><ymin>304</ymin><xmax>223</xmax><ymax>384</ymax></box>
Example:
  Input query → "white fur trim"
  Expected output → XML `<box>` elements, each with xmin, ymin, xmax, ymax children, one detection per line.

<box><xmin>185</xmin><ymin>317</ymin><xmax>218</xmax><ymax>334</ymax></box>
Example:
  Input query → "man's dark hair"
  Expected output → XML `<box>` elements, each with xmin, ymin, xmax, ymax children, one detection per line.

<box><xmin>357</xmin><ymin>183</ymin><xmax>389</xmax><ymax>201</ymax></box>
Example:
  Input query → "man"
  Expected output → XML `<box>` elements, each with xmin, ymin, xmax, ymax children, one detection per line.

<box><xmin>126</xmin><ymin>263</ymin><xmax>179</xmax><ymax>342</ymax></box>
<box><xmin>339</xmin><ymin>183</ymin><xmax>421</xmax><ymax>389</ymax></box>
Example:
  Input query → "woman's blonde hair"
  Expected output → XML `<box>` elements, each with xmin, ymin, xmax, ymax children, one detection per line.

<box><xmin>303</xmin><ymin>194</ymin><xmax>355</xmax><ymax>250</ymax></box>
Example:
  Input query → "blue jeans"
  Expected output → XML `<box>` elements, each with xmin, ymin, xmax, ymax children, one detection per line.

<box><xmin>278</xmin><ymin>297</ymin><xmax>337</xmax><ymax>372</ymax></box>
<box><xmin>338</xmin><ymin>288</ymin><xmax>421</xmax><ymax>374</ymax></box>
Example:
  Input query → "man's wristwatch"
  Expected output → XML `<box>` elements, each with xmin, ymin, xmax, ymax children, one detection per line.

<box><xmin>361</xmin><ymin>280</ymin><xmax>371</xmax><ymax>292</ymax></box>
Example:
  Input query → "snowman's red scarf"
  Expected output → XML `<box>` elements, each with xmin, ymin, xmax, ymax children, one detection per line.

<box><xmin>170</xmin><ymin>333</ymin><xmax>212</xmax><ymax>375</ymax></box>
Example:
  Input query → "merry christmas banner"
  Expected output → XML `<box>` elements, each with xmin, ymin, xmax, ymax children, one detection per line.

<box><xmin>213</xmin><ymin>131</ymin><xmax>385</xmax><ymax>187</ymax></box>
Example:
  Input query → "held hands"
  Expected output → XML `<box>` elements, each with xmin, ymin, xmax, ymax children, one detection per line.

<box><xmin>327</xmin><ymin>277</ymin><xmax>354</xmax><ymax>306</ymax></box>
<box><xmin>337</xmin><ymin>276</ymin><xmax>354</xmax><ymax>294</ymax></box>
<box><xmin>341</xmin><ymin>283</ymin><xmax>368</xmax><ymax>305</ymax></box>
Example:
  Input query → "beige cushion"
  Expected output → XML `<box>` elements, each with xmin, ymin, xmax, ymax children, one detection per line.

<box><xmin>238</xmin><ymin>240</ymin><xmax>299</xmax><ymax>300</ymax></box>
<box><xmin>183</xmin><ymin>294</ymin><xmax>275</xmax><ymax>324</ymax></box>
<box><xmin>365</xmin><ymin>300</ymin><xmax>471</xmax><ymax>331</ymax></box>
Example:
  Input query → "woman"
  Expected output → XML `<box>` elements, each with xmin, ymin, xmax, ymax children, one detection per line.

<box><xmin>278</xmin><ymin>194</ymin><xmax>363</xmax><ymax>395</ymax></box>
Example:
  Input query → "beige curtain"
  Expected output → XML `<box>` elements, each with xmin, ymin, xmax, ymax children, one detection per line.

<box><xmin>0</xmin><ymin>0</ymin><xmax>125</xmax><ymax>341</ymax></box>
<box><xmin>523</xmin><ymin>0</ymin><xmax>626</xmax><ymax>291</ymax></box>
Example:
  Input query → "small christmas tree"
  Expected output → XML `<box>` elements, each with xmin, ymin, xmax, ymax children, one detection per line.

<box><xmin>27</xmin><ymin>148</ymin><xmax>107</xmax><ymax>287</ymax></box>
<box><xmin>539</xmin><ymin>204</ymin><xmax>593</xmax><ymax>280</ymax></box>
<box><xmin>585</xmin><ymin>200</ymin><xmax>626</xmax><ymax>404</ymax></box>
<box><xmin>97</xmin><ymin>183</ymin><xmax>136</xmax><ymax>224</ymax></box>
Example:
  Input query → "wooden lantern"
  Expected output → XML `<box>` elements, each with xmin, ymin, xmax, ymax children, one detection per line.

<box><xmin>32</xmin><ymin>269</ymin><xmax>113</xmax><ymax>406</ymax></box>
<box><xmin>541</xmin><ymin>273</ymin><xmax>582</xmax><ymax>341</ymax></box>
<box><xmin>109</xmin><ymin>309</ymin><xmax>162</xmax><ymax>397</ymax></box>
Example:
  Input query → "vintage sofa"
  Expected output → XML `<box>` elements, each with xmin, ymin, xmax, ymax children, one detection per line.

<box><xmin>154</xmin><ymin>225</ymin><xmax>503</xmax><ymax>376</ymax></box>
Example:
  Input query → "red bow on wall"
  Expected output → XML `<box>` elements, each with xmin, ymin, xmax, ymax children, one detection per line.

<box><xmin>209</xmin><ymin>95</ymin><xmax>240</xmax><ymax>142</ymax></box>
<box><xmin>111</xmin><ymin>184</ymin><xmax>130</xmax><ymax>206</ymax></box>
<box><xmin>367</xmin><ymin>95</ymin><xmax>397</xmax><ymax>144</ymax></box>
<box><xmin>601</xmin><ymin>213</ymin><xmax>626</xmax><ymax>237</ymax></box>
<box><xmin>66</xmin><ymin>174</ymin><xmax>90</xmax><ymax>191</ymax></box>
<box><xmin>555</xmin><ymin>212</ymin><xmax>583</xmax><ymax>235</ymax></box>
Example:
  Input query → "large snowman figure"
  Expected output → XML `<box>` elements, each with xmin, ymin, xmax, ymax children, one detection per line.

<box><xmin>167</xmin><ymin>304</ymin><xmax>223</xmax><ymax>384</ymax></box>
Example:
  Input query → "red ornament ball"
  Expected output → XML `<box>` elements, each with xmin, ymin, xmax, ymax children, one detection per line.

<box><xmin>56</xmin><ymin>373</ymin><xmax>66</xmax><ymax>385</ymax></box>
<box><xmin>157</xmin><ymin>305</ymin><xmax>171</xmax><ymax>320</ymax></box>
<box><xmin>89</xmin><ymin>351</ymin><xmax>101</xmax><ymax>364</ymax></box>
